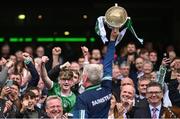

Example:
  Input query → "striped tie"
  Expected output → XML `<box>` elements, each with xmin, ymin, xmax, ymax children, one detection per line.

<box><xmin>152</xmin><ymin>108</ymin><xmax>158</xmax><ymax>119</ymax></box>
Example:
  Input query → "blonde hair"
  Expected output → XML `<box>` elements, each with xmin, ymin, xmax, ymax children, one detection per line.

<box><xmin>45</xmin><ymin>95</ymin><xmax>62</xmax><ymax>108</ymax></box>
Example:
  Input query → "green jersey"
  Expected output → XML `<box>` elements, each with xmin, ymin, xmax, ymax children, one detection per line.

<box><xmin>48</xmin><ymin>82</ymin><xmax>76</xmax><ymax>113</ymax></box>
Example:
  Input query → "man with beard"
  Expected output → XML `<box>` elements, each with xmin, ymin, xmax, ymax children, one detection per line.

<box><xmin>118</xmin><ymin>42</ymin><xmax>137</xmax><ymax>65</ymax></box>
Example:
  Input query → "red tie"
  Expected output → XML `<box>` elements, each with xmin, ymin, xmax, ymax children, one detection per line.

<box><xmin>152</xmin><ymin>108</ymin><xmax>157</xmax><ymax>119</ymax></box>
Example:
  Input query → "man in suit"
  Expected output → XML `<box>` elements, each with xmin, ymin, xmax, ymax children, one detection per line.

<box><xmin>115</xmin><ymin>85</ymin><xmax>135</xmax><ymax>118</ymax></box>
<box><xmin>136</xmin><ymin>76</ymin><xmax>151</xmax><ymax>99</ymax></box>
<box><xmin>134</xmin><ymin>76</ymin><xmax>151</xmax><ymax>108</ymax></box>
<box><xmin>134</xmin><ymin>81</ymin><xmax>165</xmax><ymax>118</ymax></box>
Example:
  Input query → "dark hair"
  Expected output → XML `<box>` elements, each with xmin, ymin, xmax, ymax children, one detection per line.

<box><xmin>139</xmin><ymin>48</ymin><xmax>148</xmax><ymax>55</ymax></box>
<box><xmin>127</xmin><ymin>41</ymin><xmax>136</xmax><ymax>46</ymax></box>
<box><xmin>22</xmin><ymin>90</ymin><xmax>36</xmax><ymax>100</ymax></box>
<box><xmin>26</xmin><ymin>86</ymin><xmax>40</xmax><ymax>92</ymax></box>
<box><xmin>149</xmin><ymin>50</ymin><xmax>157</xmax><ymax>54</ymax></box>
<box><xmin>138</xmin><ymin>75</ymin><xmax>151</xmax><ymax>87</ymax></box>
<box><xmin>147</xmin><ymin>81</ymin><xmax>163</xmax><ymax>92</ymax></box>
<box><xmin>10</xmin><ymin>72</ymin><xmax>22</xmax><ymax>80</ymax></box>
<box><xmin>12</xmin><ymin>80</ymin><xmax>20</xmax><ymax>89</ymax></box>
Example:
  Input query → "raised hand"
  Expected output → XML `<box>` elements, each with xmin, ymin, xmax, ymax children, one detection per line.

<box><xmin>5</xmin><ymin>60</ymin><xmax>14</xmax><ymax>69</ymax></box>
<box><xmin>41</xmin><ymin>56</ymin><xmax>49</xmax><ymax>64</ymax></box>
<box><xmin>22</xmin><ymin>52</ymin><xmax>33</xmax><ymax>62</ymax></box>
<box><xmin>0</xmin><ymin>57</ymin><xmax>7</xmax><ymax>66</ymax></box>
<box><xmin>81</xmin><ymin>46</ymin><xmax>89</xmax><ymax>56</ymax></box>
<box><xmin>161</xmin><ymin>58</ymin><xmax>171</xmax><ymax>67</ymax></box>
<box><xmin>60</xmin><ymin>61</ymin><xmax>71</xmax><ymax>70</ymax></box>
<box><xmin>110</xmin><ymin>28</ymin><xmax>119</xmax><ymax>41</ymax></box>
<box><xmin>34</xmin><ymin>57</ymin><xmax>42</xmax><ymax>66</ymax></box>
<box><xmin>1</xmin><ymin>86</ymin><xmax>11</xmax><ymax>97</ymax></box>
<box><xmin>52</xmin><ymin>47</ymin><xmax>62</xmax><ymax>56</ymax></box>
<box><xmin>22</xmin><ymin>52</ymin><xmax>30</xmax><ymax>59</ymax></box>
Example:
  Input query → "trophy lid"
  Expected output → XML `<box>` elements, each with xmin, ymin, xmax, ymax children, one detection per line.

<box><xmin>105</xmin><ymin>3</ymin><xmax>128</xmax><ymax>28</ymax></box>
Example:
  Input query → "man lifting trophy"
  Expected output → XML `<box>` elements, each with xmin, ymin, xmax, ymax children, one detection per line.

<box><xmin>95</xmin><ymin>3</ymin><xmax>143</xmax><ymax>45</ymax></box>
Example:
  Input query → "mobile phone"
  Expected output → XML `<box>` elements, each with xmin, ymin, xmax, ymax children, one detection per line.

<box><xmin>5</xmin><ymin>80</ymin><xmax>13</xmax><ymax>87</ymax></box>
<box><xmin>163</xmin><ymin>52</ymin><xmax>169</xmax><ymax>59</ymax></box>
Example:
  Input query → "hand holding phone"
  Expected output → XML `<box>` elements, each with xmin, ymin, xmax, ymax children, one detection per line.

<box><xmin>163</xmin><ymin>52</ymin><xmax>169</xmax><ymax>59</ymax></box>
<box><xmin>5</xmin><ymin>80</ymin><xmax>13</xmax><ymax>87</ymax></box>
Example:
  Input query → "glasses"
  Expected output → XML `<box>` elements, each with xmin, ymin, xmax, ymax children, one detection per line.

<box><xmin>147</xmin><ymin>91</ymin><xmax>162</xmax><ymax>95</ymax></box>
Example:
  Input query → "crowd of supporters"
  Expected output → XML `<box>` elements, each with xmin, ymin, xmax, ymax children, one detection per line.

<box><xmin>0</xmin><ymin>30</ymin><xmax>180</xmax><ymax>118</ymax></box>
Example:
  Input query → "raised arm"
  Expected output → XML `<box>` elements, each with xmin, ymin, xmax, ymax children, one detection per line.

<box><xmin>48</xmin><ymin>61</ymin><xmax>71</xmax><ymax>82</ymax></box>
<box><xmin>157</xmin><ymin>57</ymin><xmax>171</xmax><ymax>85</ymax></box>
<box><xmin>41</xmin><ymin>56</ymin><xmax>53</xmax><ymax>89</ymax></box>
<box><xmin>21</xmin><ymin>52</ymin><xmax>40</xmax><ymax>87</ymax></box>
<box><xmin>102</xmin><ymin>29</ymin><xmax>118</xmax><ymax>78</ymax></box>
<box><xmin>81</xmin><ymin>46</ymin><xmax>90</xmax><ymax>65</ymax></box>
<box><xmin>52</xmin><ymin>47</ymin><xmax>62</xmax><ymax>68</ymax></box>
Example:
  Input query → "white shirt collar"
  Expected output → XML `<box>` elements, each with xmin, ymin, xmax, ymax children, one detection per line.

<box><xmin>149</xmin><ymin>103</ymin><xmax>161</xmax><ymax>111</ymax></box>
<box><xmin>139</xmin><ymin>95</ymin><xmax>145</xmax><ymax>99</ymax></box>
<box><xmin>135</xmin><ymin>94</ymin><xmax>145</xmax><ymax>100</ymax></box>
<box><xmin>149</xmin><ymin>103</ymin><xmax>162</xmax><ymax>118</ymax></box>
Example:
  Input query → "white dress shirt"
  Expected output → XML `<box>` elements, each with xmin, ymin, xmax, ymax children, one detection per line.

<box><xmin>149</xmin><ymin>103</ymin><xmax>162</xmax><ymax>119</ymax></box>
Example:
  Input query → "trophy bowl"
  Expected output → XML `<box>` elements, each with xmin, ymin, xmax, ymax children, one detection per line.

<box><xmin>104</xmin><ymin>4</ymin><xmax>128</xmax><ymax>28</ymax></box>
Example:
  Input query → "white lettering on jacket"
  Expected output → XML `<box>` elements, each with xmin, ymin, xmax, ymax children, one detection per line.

<box><xmin>91</xmin><ymin>94</ymin><xmax>112</xmax><ymax>106</ymax></box>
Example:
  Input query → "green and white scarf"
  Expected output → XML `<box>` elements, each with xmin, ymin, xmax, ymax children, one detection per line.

<box><xmin>95</xmin><ymin>16</ymin><xmax>143</xmax><ymax>46</ymax></box>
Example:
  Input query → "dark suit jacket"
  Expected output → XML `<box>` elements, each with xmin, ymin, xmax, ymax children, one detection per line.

<box><xmin>122</xmin><ymin>97</ymin><xmax>148</xmax><ymax>118</ymax></box>
<box><xmin>135</xmin><ymin>96</ymin><xmax>148</xmax><ymax>108</ymax></box>
<box><xmin>168</xmin><ymin>79</ymin><xmax>180</xmax><ymax>107</ymax></box>
<box><xmin>134</xmin><ymin>104</ymin><xmax>166</xmax><ymax>118</ymax></box>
